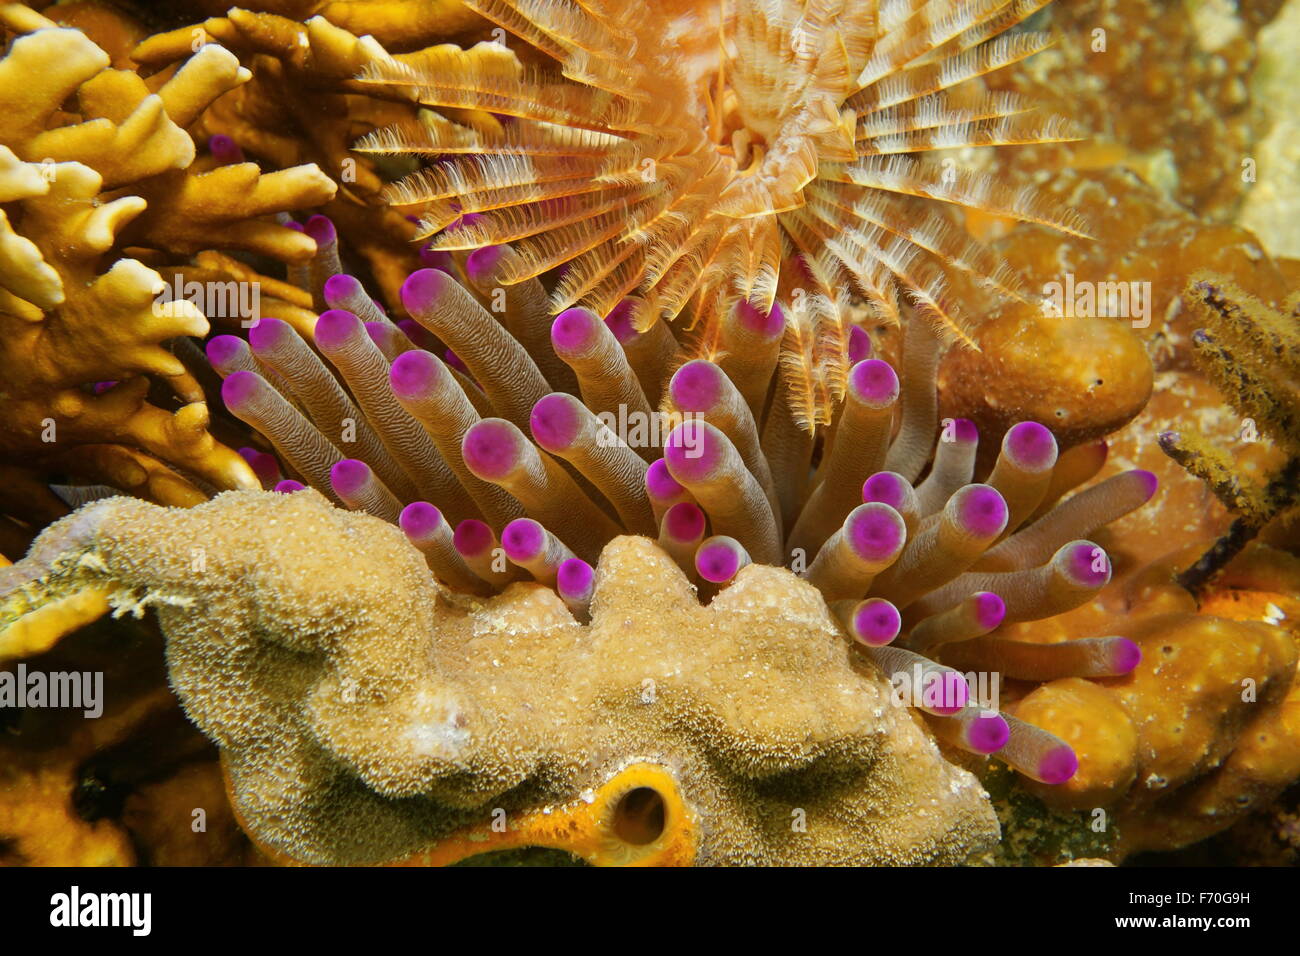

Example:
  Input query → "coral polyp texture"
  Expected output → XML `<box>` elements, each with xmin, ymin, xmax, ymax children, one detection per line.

<box><xmin>1</xmin><ymin>0</ymin><xmax>1299</xmax><ymax>871</ymax></box>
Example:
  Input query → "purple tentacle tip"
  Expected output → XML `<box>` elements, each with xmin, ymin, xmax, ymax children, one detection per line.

<box><xmin>670</xmin><ymin>361</ymin><xmax>723</xmax><ymax>412</ymax></box>
<box><xmin>443</xmin><ymin>349</ymin><xmax>470</xmax><ymax>375</ymax></box>
<box><xmin>1065</xmin><ymin>541</ymin><xmax>1110</xmax><ymax>587</ymax></box>
<box><xmin>853</xmin><ymin>599</ymin><xmax>901</xmax><ymax>646</ymax></box>
<box><xmin>1005</xmin><ymin>421</ymin><xmax>1058</xmax><ymax>471</ymax></box>
<box><xmin>849</xmin><ymin>359</ymin><xmax>899</xmax><ymax>406</ymax></box>
<box><xmin>735</xmin><ymin>299</ymin><xmax>784</xmax><ymax>338</ymax></box>
<box><xmin>646</xmin><ymin>458</ymin><xmax>685</xmax><ymax>499</ymax></box>
<box><xmin>973</xmin><ymin>592</ymin><xmax>1006</xmax><ymax>631</ymax></box>
<box><xmin>663</xmin><ymin>502</ymin><xmax>705</xmax><ymax>541</ymax></box>
<box><xmin>314</xmin><ymin>309</ymin><xmax>362</xmax><ymax>350</ymax></box>
<box><xmin>551</xmin><ymin>308</ymin><xmax>600</xmax><ymax>353</ymax></box>
<box><xmin>696</xmin><ymin>540</ymin><xmax>742</xmax><ymax>583</ymax></box>
<box><xmin>220</xmin><ymin>369</ymin><xmax>261</xmax><ymax>408</ymax></box>
<box><xmin>454</xmin><ymin>519</ymin><xmax>493</xmax><ymax>558</ymax></box>
<box><xmin>465</xmin><ymin>245</ymin><xmax>505</xmax><ymax>284</ymax></box>
<box><xmin>329</xmin><ymin>458</ymin><xmax>371</xmax><ymax>497</ymax></box>
<box><xmin>462</xmin><ymin>420</ymin><xmax>522</xmax><ymax>480</ymax></box>
<box><xmin>205</xmin><ymin>335</ymin><xmax>245</xmax><ymax>368</ymax></box>
<box><xmin>955</xmin><ymin>485</ymin><xmax>1008</xmax><ymax>539</ymax></box>
<box><xmin>1134</xmin><ymin>469</ymin><xmax>1159</xmax><ymax>501</ymax></box>
<box><xmin>862</xmin><ymin>471</ymin><xmax>906</xmax><ymax>509</ymax></box>
<box><xmin>322</xmin><ymin>273</ymin><xmax>362</xmax><ymax>308</ymax></box>
<box><xmin>399</xmin><ymin>501</ymin><xmax>443</xmax><ymax>539</ymax></box>
<box><xmin>501</xmin><ymin>518</ymin><xmax>544</xmax><ymax>561</ymax></box>
<box><xmin>304</xmin><ymin>214</ymin><xmax>336</xmax><ymax>245</ymax></box>
<box><xmin>847</xmin><ymin>324</ymin><xmax>872</xmax><ymax>363</ymax></box>
<box><xmin>238</xmin><ymin>447</ymin><xmax>280</xmax><ymax>483</ymax></box>
<box><xmin>946</xmin><ymin>418</ymin><xmax>979</xmax><ymax>445</ymax></box>
<box><xmin>557</xmin><ymin>558</ymin><xmax>594</xmax><ymax>598</ymax></box>
<box><xmin>665</xmin><ymin>420</ymin><xmax>717</xmax><ymax>482</ymax></box>
<box><xmin>390</xmin><ymin>350</ymin><xmax>440</xmax><ymax>399</ymax></box>
<box><xmin>274</xmin><ymin>480</ymin><xmax>305</xmax><ymax>493</ymax></box>
<box><xmin>208</xmin><ymin>134</ymin><xmax>244</xmax><ymax>164</ymax></box>
<box><xmin>967</xmin><ymin>713</ymin><xmax>1011</xmax><ymax>754</ymax></box>
<box><xmin>530</xmin><ymin>394</ymin><xmax>581</xmax><ymax>451</ymax></box>
<box><xmin>1112</xmin><ymin>637</ymin><xmax>1142</xmax><ymax>674</ymax></box>
<box><xmin>400</xmin><ymin>268</ymin><xmax>451</xmax><ymax>315</ymax></box>
<box><xmin>847</xmin><ymin>504</ymin><xmax>905</xmax><ymax>562</ymax></box>
<box><xmin>604</xmin><ymin>299</ymin><xmax>637</xmax><ymax>342</ymax></box>
<box><xmin>247</xmin><ymin>317</ymin><xmax>290</xmax><ymax>353</ymax></box>
<box><xmin>1038</xmin><ymin>745</ymin><xmax>1079</xmax><ymax>785</ymax></box>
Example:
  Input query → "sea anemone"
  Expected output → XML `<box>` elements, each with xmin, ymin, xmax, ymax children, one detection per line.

<box><xmin>207</xmin><ymin>216</ymin><xmax>1156</xmax><ymax>789</ymax></box>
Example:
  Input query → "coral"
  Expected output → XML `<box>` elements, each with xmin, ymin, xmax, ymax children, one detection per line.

<box><xmin>354</xmin><ymin>0</ymin><xmax>1090</xmax><ymax>426</ymax></box>
<box><xmin>1</xmin><ymin>490</ymin><xmax>1000</xmax><ymax>866</ymax></box>
<box><xmin>0</xmin><ymin>6</ymin><xmax>335</xmax><ymax>514</ymax></box>
<box><xmin>1157</xmin><ymin>275</ymin><xmax>1300</xmax><ymax>592</ymax></box>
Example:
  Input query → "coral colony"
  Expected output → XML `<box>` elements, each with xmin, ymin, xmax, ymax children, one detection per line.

<box><xmin>0</xmin><ymin>0</ymin><xmax>1298</xmax><ymax>867</ymax></box>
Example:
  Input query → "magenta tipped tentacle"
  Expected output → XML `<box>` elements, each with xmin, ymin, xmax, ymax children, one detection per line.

<box><xmin>942</xmin><ymin>635</ymin><xmax>1142</xmax><ymax>681</ymax></box>
<box><xmin>804</xmin><ymin>503</ymin><xmax>907</xmax><ymax>601</ymax></box>
<box><xmin>847</xmin><ymin>324</ymin><xmax>872</xmax><ymax>363</ymax></box>
<box><xmin>388</xmin><ymin>349</ymin><xmax>524</xmax><ymax>528</ymax></box>
<box><xmin>791</xmin><ymin>358</ymin><xmax>899</xmax><ymax>555</ymax></box>
<box><xmin>500</xmin><ymin>517</ymin><xmax>577</xmax><ymax>586</ymax></box>
<box><xmin>909</xmin><ymin>539</ymin><xmax>1113</xmax><ymax>626</ymax></box>
<box><xmin>315</xmin><ymin>309</ymin><xmax>477</xmax><ymax>518</ymax></box>
<box><xmin>862</xmin><ymin>644</ymin><xmax>970</xmax><ymax>716</ymax></box>
<box><xmin>303</xmin><ymin>214</ymin><xmax>342</xmax><ymax>312</ymax></box>
<box><xmin>221</xmin><ymin>370</ymin><xmax>345</xmax><ymax>505</ymax></box>
<box><xmin>645</xmin><ymin>458</ymin><xmax>694</xmax><ymax>523</ymax></box>
<box><xmin>330</xmin><ymin>458</ymin><xmax>402</xmax><ymax>523</ymax></box>
<box><xmin>606</xmin><ymin>296</ymin><xmax>678</xmax><ymax>401</ymax></box>
<box><xmin>401</xmin><ymin>268</ymin><xmax>551</xmax><ymax>429</ymax></box>
<box><xmin>464</xmin><ymin>244</ymin><xmax>580</xmax><ymax>395</ymax></box>
<box><xmin>931</xmin><ymin>706</ymin><xmax>1012</xmax><ymax>755</ymax></box>
<box><xmin>718</xmin><ymin>298</ymin><xmax>785</xmax><ymax>419</ymax></box>
<box><xmin>398</xmin><ymin>502</ymin><xmax>495</xmax><ymax>596</ymax></box>
<box><xmin>528</xmin><ymin>393</ymin><xmax>655</xmax><ymax>536</ymax></box>
<box><xmin>462</xmin><ymin>418</ymin><xmax>622</xmax><ymax>562</ymax></box>
<box><xmin>657</xmin><ymin>501</ymin><xmax>706</xmax><ymax>574</ymax></box>
<box><xmin>237</xmin><ymin>446</ymin><xmax>282</xmax><ymax>488</ymax></box>
<box><xmin>986</xmin><ymin>421</ymin><xmax>1059</xmax><ymax>535</ymax></box>
<box><xmin>668</xmin><ymin>360</ymin><xmax>779</xmax><ymax>523</ymax></box>
<box><xmin>869</xmin><ymin>484</ymin><xmax>1009</xmax><ymax>609</ymax></box>
<box><xmin>976</xmin><ymin>470</ymin><xmax>1159</xmax><ymax>572</ymax></box>
<box><xmin>998</xmin><ymin>714</ymin><xmax>1079</xmax><ymax>784</ymax></box>
<box><xmin>453</xmin><ymin>519</ymin><xmax>516</xmax><ymax>587</ymax></box>
<box><xmin>832</xmin><ymin>597</ymin><xmax>902</xmax><ymax>647</ymax></box>
<box><xmin>906</xmin><ymin>591</ymin><xmax>1006</xmax><ymax>653</ymax></box>
<box><xmin>861</xmin><ymin>471</ymin><xmax>921</xmax><ymax>532</ymax></box>
<box><xmin>556</xmin><ymin>557</ymin><xmax>596</xmax><ymax>620</ymax></box>
<box><xmin>694</xmin><ymin>535</ymin><xmax>751</xmax><ymax>585</ymax></box>
<box><xmin>665</xmin><ymin>419</ymin><xmax>780</xmax><ymax>565</ymax></box>
<box><xmin>274</xmin><ymin>479</ymin><xmax>305</xmax><ymax>493</ymax></box>
<box><xmin>914</xmin><ymin>418</ymin><xmax>979</xmax><ymax>516</ymax></box>
<box><xmin>550</xmin><ymin>307</ymin><xmax>657</xmax><ymax>457</ymax></box>
<box><xmin>322</xmin><ymin>273</ymin><xmax>392</xmax><ymax>327</ymax></box>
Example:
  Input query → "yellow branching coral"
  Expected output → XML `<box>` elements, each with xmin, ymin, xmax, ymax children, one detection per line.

<box><xmin>0</xmin><ymin>5</ymin><xmax>337</xmax><ymax>511</ymax></box>
<box><xmin>0</xmin><ymin>490</ymin><xmax>1000</xmax><ymax>866</ymax></box>
<box><xmin>1158</xmin><ymin>274</ymin><xmax>1300</xmax><ymax>592</ymax></box>
<box><xmin>355</xmin><ymin>0</ymin><xmax>1088</xmax><ymax>427</ymax></box>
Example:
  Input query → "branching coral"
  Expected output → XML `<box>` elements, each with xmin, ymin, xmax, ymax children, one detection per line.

<box><xmin>0</xmin><ymin>6</ymin><xmax>336</xmax><ymax>512</ymax></box>
<box><xmin>1158</xmin><ymin>274</ymin><xmax>1300</xmax><ymax>593</ymax></box>
<box><xmin>354</xmin><ymin>0</ymin><xmax>1089</xmax><ymax>427</ymax></box>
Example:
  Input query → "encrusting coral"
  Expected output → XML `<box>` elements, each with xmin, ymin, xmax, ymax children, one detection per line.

<box><xmin>1</xmin><ymin>489</ymin><xmax>1002</xmax><ymax>866</ymax></box>
<box><xmin>0</xmin><ymin>5</ymin><xmax>336</xmax><ymax>513</ymax></box>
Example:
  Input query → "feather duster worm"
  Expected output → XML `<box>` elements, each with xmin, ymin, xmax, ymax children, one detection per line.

<box><xmin>352</xmin><ymin>0</ymin><xmax>1089</xmax><ymax>428</ymax></box>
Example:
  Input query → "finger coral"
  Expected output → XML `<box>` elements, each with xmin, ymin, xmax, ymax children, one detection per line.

<box><xmin>0</xmin><ymin>6</ymin><xmax>336</xmax><ymax>512</ymax></box>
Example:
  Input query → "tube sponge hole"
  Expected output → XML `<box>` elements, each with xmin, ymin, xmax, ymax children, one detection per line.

<box><xmin>611</xmin><ymin>787</ymin><xmax>667</xmax><ymax>846</ymax></box>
